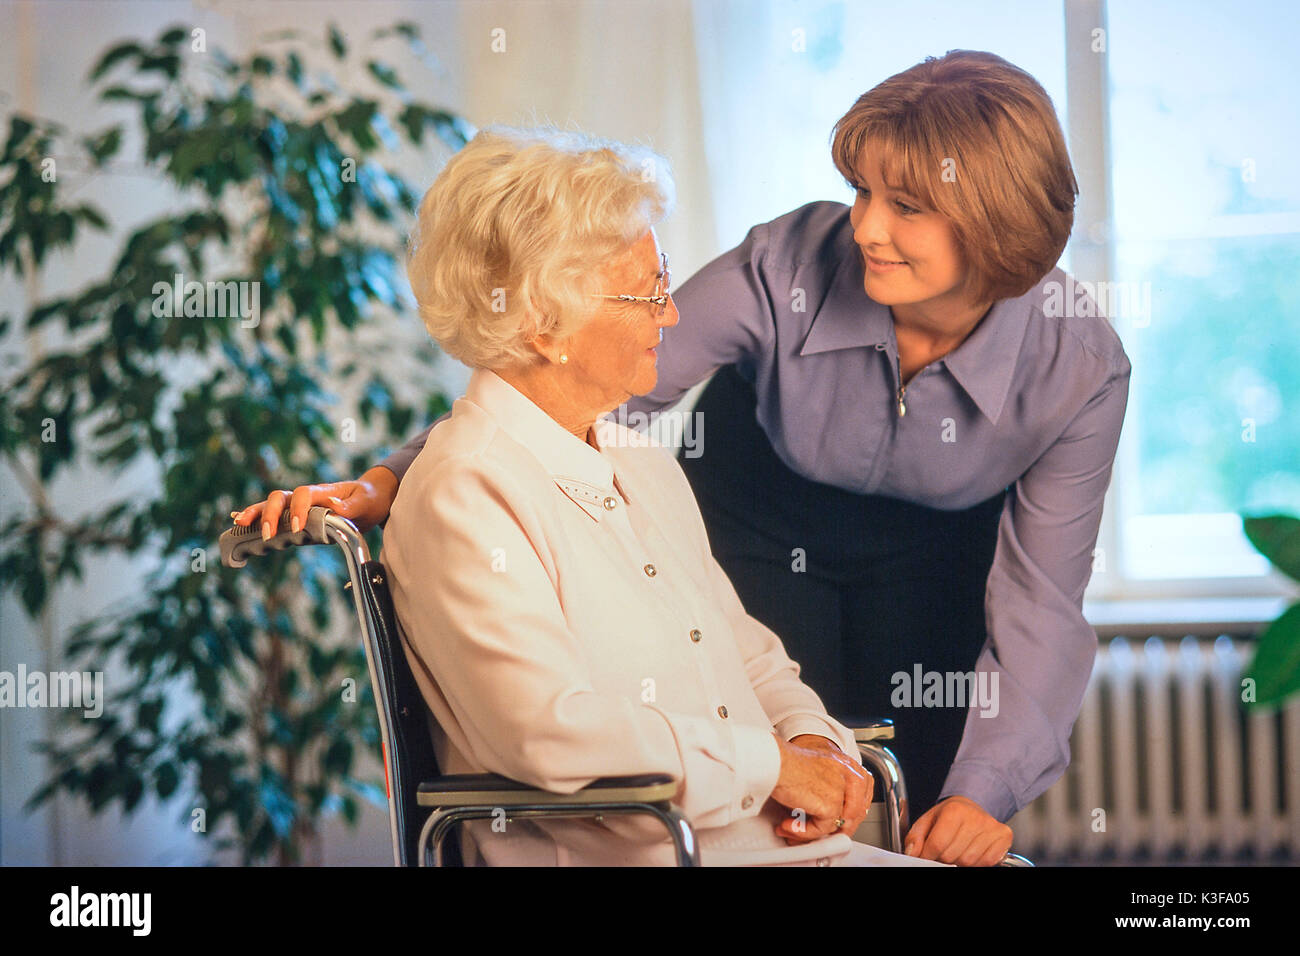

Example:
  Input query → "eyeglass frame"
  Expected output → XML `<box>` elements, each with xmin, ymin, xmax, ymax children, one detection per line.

<box><xmin>590</xmin><ymin>253</ymin><xmax>671</xmax><ymax>316</ymax></box>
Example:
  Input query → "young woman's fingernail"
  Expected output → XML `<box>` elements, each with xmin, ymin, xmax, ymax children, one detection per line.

<box><xmin>291</xmin><ymin>516</ymin><xmax>300</xmax><ymax>533</ymax></box>
<box><xmin>262</xmin><ymin>522</ymin><xmax>271</xmax><ymax>541</ymax></box>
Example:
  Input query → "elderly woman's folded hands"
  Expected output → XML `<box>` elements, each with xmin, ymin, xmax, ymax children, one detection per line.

<box><xmin>769</xmin><ymin>734</ymin><xmax>873</xmax><ymax>844</ymax></box>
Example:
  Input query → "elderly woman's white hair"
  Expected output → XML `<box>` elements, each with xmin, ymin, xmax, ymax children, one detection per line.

<box><xmin>406</xmin><ymin>125</ymin><xmax>676</xmax><ymax>370</ymax></box>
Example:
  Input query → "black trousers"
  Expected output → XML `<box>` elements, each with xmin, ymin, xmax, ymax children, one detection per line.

<box><xmin>678</xmin><ymin>365</ymin><xmax>1007</xmax><ymax>818</ymax></box>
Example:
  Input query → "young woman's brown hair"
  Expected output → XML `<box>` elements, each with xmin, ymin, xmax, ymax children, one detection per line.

<box><xmin>831</xmin><ymin>49</ymin><xmax>1079</xmax><ymax>304</ymax></box>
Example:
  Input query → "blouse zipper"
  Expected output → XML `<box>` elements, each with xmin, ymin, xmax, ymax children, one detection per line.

<box><xmin>895</xmin><ymin>354</ymin><xmax>907</xmax><ymax>417</ymax></box>
<box><xmin>878</xmin><ymin>340</ymin><xmax>907</xmax><ymax>417</ymax></box>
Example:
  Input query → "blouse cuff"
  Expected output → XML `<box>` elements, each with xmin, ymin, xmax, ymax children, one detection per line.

<box><xmin>937</xmin><ymin>761</ymin><xmax>1020</xmax><ymax>823</ymax></box>
<box><xmin>731</xmin><ymin>724</ymin><xmax>782</xmax><ymax>820</ymax></box>
<box><xmin>775</xmin><ymin>714</ymin><xmax>856</xmax><ymax>756</ymax></box>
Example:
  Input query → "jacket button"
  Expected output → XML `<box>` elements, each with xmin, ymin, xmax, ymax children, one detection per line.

<box><xmin>741</xmin><ymin>795</ymin><xmax>754</xmax><ymax>810</ymax></box>
<box><xmin>689</xmin><ymin>629</ymin><xmax>702</xmax><ymax>643</ymax></box>
<box><xmin>603</xmin><ymin>496</ymin><xmax>618</xmax><ymax>510</ymax></box>
<box><xmin>643</xmin><ymin>563</ymin><xmax>657</xmax><ymax>577</ymax></box>
<box><xmin>717</xmin><ymin>705</ymin><xmax>728</xmax><ymax>719</ymax></box>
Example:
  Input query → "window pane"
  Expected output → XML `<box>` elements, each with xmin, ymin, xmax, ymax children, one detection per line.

<box><xmin>1107</xmin><ymin>0</ymin><xmax>1300</xmax><ymax>579</ymax></box>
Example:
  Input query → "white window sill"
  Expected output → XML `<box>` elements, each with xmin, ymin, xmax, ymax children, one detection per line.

<box><xmin>1083</xmin><ymin>596</ymin><xmax>1292</xmax><ymax>639</ymax></box>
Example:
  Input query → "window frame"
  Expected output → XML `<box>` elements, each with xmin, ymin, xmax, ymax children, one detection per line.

<box><xmin>1066</xmin><ymin>0</ymin><xmax>1299</xmax><ymax>611</ymax></box>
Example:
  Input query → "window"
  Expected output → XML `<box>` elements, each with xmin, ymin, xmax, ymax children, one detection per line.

<box><xmin>1100</xmin><ymin>0</ymin><xmax>1300</xmax><ymax>593</ymax></box>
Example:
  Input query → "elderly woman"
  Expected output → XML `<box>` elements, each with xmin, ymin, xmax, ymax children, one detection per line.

<box><xmin>348</xmin><ymin>126</ymin><xmax>943</xmax><ymax>867</ymax></box>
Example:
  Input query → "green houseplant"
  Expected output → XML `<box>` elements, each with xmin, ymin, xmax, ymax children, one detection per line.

<box><xmin>0</xmin><ymin>20</ymin><xmax>469</xmax><ymax>863</ymax></box>
<box><xmin>1241</xmin><ymin>514</ymin><xmax>1300</xmax><ymax>708</ymax></box>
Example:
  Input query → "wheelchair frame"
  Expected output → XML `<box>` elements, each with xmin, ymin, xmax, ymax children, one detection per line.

<box><xmin>220</xmin><ymin>506</ymin><xmax>1031</xmax><ymax>867</ymax></box>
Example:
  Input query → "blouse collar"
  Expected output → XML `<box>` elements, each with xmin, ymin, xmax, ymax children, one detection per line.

<box><xmin>796</xmin><ymin>229</ymin><xmax>1033</xmax><ymax>426</ymax></box>
<box><xmin>464</xmin><ymin>368</ymin><xmax>632</xmax><ymax>522</ymax></box>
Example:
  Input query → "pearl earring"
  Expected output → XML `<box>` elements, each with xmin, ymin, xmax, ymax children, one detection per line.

<box><xmin>559</xmin><ymin>353</ymin><xmax>568</xmax><ymax>364</ymax></box>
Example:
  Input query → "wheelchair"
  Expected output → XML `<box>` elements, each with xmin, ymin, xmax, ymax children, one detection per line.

<box><xmin>220</xmin><ymin>506</ymin><xmax>1032</xmax><ymax>867</ymax></box>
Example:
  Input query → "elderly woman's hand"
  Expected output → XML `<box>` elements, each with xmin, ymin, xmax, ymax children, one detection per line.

<box><xmin>769</xmin><ymin>734</ymin><xmax>873</xmax><ymax>844</ymax></box>
<box><xmin>230</xmin><ymin>466</ymin><xmax>399</xmax><ymax>539</ymax></box>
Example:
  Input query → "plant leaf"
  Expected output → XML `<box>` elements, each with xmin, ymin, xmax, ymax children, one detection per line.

<box><xmin>366</xmin><ymin>61</ymin><xmax>402</xmax><ymax>90</ymax></box>
<box><xmin>327</xmin><ymin>24</ymin><xmax>347</xmax><ymax>59</ymax></box>
<box><xmin>89</xmin><ymin>42</ymin><xmax>142</xmax><ymax>82</ymax></box>
<box><xmin>1244</xmin><ymin>602</ymin><xmax>1300</xmax><ymax>707</ymax></box>
<box><xmin>1242</xmin><ymin>514</ymin><xmax>1300</xmax><ymax>582</ymax></box>
<box><xmin>158</xmin><ymin>26</ymin><xmax>189</xmax><ymax>47</ymax></box>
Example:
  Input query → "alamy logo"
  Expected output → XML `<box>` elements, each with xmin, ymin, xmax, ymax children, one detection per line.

<box><xmin>1041</xmin><ymin>275</ymin><xmax>1151</xmax><ymax>325</ymax></box>
<box><xmin>0</xmin><ymin>666</ymin><xmax>103</xmax><ymax>718</ymax></box>
<box><xmin>151</xmin><ymin>272</ymin><xmax>261</xmax><ymax>327</ymax></box>
<box><xmin>890</xmin><ymin>665</ymin><xmax>1000</xmax><ymax>718</ymax></box>
<box><xmin>49</xmin><ymin>886</ymin><xmax>151</xmax><ymax>936</ymax></box>
<box><xmin>604</xmin><ymin>407</ymin><xmax>705</xmax><ymax>458</ymax></box>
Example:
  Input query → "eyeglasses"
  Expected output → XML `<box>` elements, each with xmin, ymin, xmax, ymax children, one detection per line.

<box><xmin>591</xmin><ymin>253</ymin><xmax>671</xmax><ymax>317</ymax></box>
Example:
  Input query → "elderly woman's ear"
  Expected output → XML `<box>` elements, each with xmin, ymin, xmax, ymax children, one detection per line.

<box><xmin>525</xmin><ymin>331</ymin><xmax>568</xmax><ymax>366</ymax></box>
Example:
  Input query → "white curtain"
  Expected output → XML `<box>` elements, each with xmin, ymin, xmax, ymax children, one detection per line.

<box><xmin>457</xmin><ymin>0</ymin><xmax>720</xmax><ymax>280</ymax></box>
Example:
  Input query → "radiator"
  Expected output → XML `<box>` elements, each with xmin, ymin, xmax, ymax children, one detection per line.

<box><xmin>1007</xmin><ymin>635</ymin><xmax>1300</xmax><ymax>864</ymax></box>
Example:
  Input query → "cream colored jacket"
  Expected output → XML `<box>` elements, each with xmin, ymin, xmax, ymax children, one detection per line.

<box><xmin>381</xmin><ymin>369</ymin><xmax>862</xmax><ymax>865</ymax></box>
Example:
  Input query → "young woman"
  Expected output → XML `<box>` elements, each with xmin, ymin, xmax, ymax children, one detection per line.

<box><xmin>236</xmin><ymin>51</ymin><xmax>1129</xmax><ymax>866</ymax></box>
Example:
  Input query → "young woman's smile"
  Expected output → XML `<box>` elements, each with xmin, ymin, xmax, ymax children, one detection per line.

<box><xmin>864</xmin><ymin>252</ymin><xmax>910</xmax><ymax>271</ymax></box>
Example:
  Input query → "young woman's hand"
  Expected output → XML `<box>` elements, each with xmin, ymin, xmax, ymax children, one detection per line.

<box><xmin>904</xmin><ymin>795</ymin><xmax>1014</xmax><ymax>866</ymax></box>
<box><xmin>768</xmin><ymin>734</ymin><xmax>873</xmax><ymax>844</ymax></box>
<box><xmin>230</xmin><ymin>466</ymin><xmax>399</xmax><ymax>538</ymax></box>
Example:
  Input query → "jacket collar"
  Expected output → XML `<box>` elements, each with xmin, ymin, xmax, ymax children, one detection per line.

<box><xmin>797</xmin><ymin>244</ymin><xmax>1031</xmax><ymax>425</ymax></box>
<box><xmin>464</xmin><ymin>368</ymin><xmax>630</xmax><ymax>522</ymax></box>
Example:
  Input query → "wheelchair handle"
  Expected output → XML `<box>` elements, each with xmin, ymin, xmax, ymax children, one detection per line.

<box><xmin>219</xmin><ymin>505</ymin><xmax>336</xmax><ymax>568</ymax></box>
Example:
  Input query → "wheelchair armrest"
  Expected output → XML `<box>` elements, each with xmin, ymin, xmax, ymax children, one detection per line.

<box><xmin>844</xmin><ymin>718</ymin><xmax>895</xmax><ymax>743</ymax></box>
<box><xmin>416</xmin><ymin>772</ymin><xmax>679</xmax><ymax>808</ymax></box>
<box><xmin>416</xmin><ymin>773</ymin><xmax>699</xmax><ymax>866</ymax></box>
